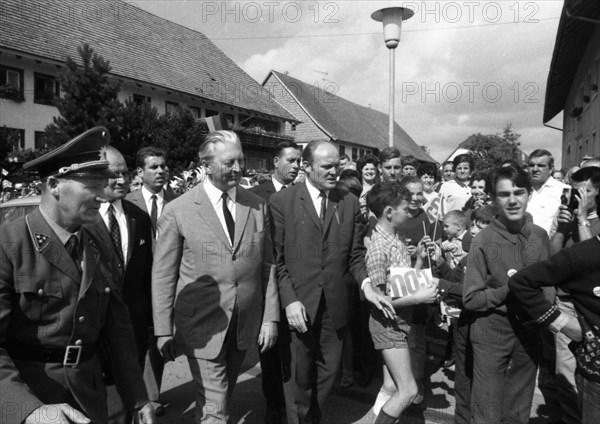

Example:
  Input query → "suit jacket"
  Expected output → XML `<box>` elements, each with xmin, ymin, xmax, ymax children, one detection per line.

<box><xmin>152</xmin><ymin>183</ymin><xmax>279</xmax><ymax>360</ymax></box>
<box><xmin>0</xmin><ymin>209</ymin><xmax>147</xmax><ymax>424</ymax></box>
<box><xmin>87</xmin><ymin>199</ymin><xmax>153</xmax><ymax>360</ymax></box>
<box><xmin>250</xmin><ymin>180</ymin><xmax>276</xmax><ymax>203</ymax></box>
<box><xmin>125</xmin><ymin>188</ymin><xmax>177</xmax><ymax>215</ymax></box>
<box><xmin>270</xmin><ymin>182</ymin><xmax>368</xmax><ymax>330</ymax></box>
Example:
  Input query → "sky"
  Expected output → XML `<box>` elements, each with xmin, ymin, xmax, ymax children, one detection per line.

<box><xmin>129</xmin><ymin>0</ymin><xmax>566</xmax><ymax>163</ymax></box>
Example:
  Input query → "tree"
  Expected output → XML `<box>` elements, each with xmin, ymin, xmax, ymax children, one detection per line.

<box><xmin>44</xmin><ymin>43</ymin><xmax>123</xmax><ymax>147</ymax></box>
<box><xmin>462</xmin><ymin>123</ymin><xmax>521</xmax><ymax>172</ymax></box>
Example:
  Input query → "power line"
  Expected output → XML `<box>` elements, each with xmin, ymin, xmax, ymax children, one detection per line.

<box><xmin>211</xmin><ymin>16</ymin><xmax>560</xmax><ymax>41</ymax></box>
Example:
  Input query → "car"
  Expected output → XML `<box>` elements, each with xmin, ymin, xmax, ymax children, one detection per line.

<box><xmin>0</xmin><ymin>196</ymin><xmax>41</xmax><ymax>225</ymax></box>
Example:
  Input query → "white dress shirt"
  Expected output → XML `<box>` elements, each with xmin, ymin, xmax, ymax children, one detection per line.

<box><xmin>204</xmin><ymin>179</ymin><xmax>237</xmax><ymax>245</ymax></box>
<box><xmin>272</xmin><ymin>176</ymin><xmax>287</xmax><ymax>192</ymax></box>
<box><xmin>527</xmin><ymin>176</ymin><xmax>567</xmax><ymax>236</ymax></box>
<box><xmin>305</xmin><ymin>179</ymin><xmax>328</xmax><ymax>217</ymax></box>
<box><xmin>100</xmin><ymin>200</ymin><xmax>129</xmax><ymax>262</ymax></box>
<box><xmin>141</xmin><ymin>186</ymin><xmax>165</xmax><ymax>219</ymax></box>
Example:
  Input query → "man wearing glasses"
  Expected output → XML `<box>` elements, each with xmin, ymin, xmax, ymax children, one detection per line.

<box><xmin>152</xmin><ymin>131</ymin><xmax>279</xmax><ymax>423</ymax></box>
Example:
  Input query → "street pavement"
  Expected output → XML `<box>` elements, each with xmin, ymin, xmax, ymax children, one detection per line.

<box><xmin>139</xmin><ymin>333</ymin><xmax>561</xmax><ymax>424</ymax></box>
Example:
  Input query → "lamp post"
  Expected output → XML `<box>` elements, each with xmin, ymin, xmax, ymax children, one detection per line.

<box><xmin>371</xmin><ymin>7</ymin><xmax>414</xmax><ymax>148</ymax></box>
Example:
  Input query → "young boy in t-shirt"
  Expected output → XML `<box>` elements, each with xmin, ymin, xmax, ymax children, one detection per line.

<box><xmin>441</xmin><ymin>210</ymin><xmax>468</xmax><ymax>268</ymax></box>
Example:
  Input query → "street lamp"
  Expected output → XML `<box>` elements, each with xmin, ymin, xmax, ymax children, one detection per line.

<box><xmin>371</xmin><ymin>7</ymin><xmax>414</xmax><ymax>147</ymax></box>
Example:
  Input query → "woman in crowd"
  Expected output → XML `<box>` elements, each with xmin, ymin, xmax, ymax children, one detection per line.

<box><xmin>357</xmin><ymin>154</ymin><xmax>380</xmax><ymax>217</ymax></box>
<box><xmin>438</xmin><ymin>154</ymin><xmax>475</xmax><ymax>214</ymax></box>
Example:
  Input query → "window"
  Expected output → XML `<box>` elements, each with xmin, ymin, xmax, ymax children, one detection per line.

<box><xmin>205</xmin><ymin>109</ymin><xmax>218</xmax><ymax>117</ymax></box>
<box><xmin>290</xmin><ymin>123</ymin><xmax>297</xmax><ymax>131</ymax></box>
<box><xmin>359</xmin><ymin>149</ymin><xmax>365</xmax><ymax>158</ymax></box>
<box><xmin>189</xmin><ymin>106</ymin><xmax>201</xmax><ymax>119</ymax></box>
<box><xmin>34</xmin><ymin>73</ymin><xmax>59</xmax><ymax>105</ymax></box>
<box><xmin>0</xmin><ymin>127</ymin><xmax>25</xmax><ymax>151</ymax></box>
<box><xmin>34</xmin><ymin>131</ymin><xmax>48</xmax><ymax>150</ymax></box>
<box><xmin>339</xmin><ymin>145</ymin><xmax>345</xmax><ymax>156</ymax></box>
<box><xmin>0</xmin><ymin>66</ymin><xmax>24</xmax><ymax>101</ymax></box>
<box><xmin>132</xmin><ymin>94</ymin><xmax>151</xmax><ymax>105</ymax></box>
<box><xmin>352</xmin><ymin>148</ymin><xmax>358</xmax><ymax>161</ymax></box>
<box><xmin>165</xmin><ymin>101</ymin><xmax>179</xmax><ymax>115</ymax></box>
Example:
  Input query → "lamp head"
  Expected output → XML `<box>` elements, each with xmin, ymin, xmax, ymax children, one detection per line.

<box><xmin>371</xmin><ymin>7</ymin><xmax>414</xmax><ymax>49</ymax></box>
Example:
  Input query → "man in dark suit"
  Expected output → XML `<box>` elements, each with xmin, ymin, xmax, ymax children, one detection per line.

<box><xmin>250</xmin><ymin>140</ymin><xmax>301</xmax><ymax>424</ymax></box>
<box><xmin>125</xmin><ymin>146</ymin><xmax>176</xmax><ymax>412</ymax></box>
<box><xmin>270</xmin><ymin>140</ymin><xmax>390</xmax><ymax>424</ymax></box>
<box><xmin>0</xmin><ymin>127</ymin><xmax>154</xmax><ymax>424</ymax></box>
<box><xmin>88</xmin><ymin>147</ymin><xmax>154</xmax><ymax>423</ymax></box>
<box><xmin>125</xmin><ymin>146</ymin><xmax>177</xmax><ymax>237</ymax></box>
<box><xmin>152</xmin><ymin>130</ymin><xmax>279</xmax><ymax>423</ymax></box>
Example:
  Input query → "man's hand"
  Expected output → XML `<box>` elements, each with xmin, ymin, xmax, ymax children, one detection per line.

<box><xmin>258</xmin><ymin>321</ymin><xmax>278</xmax><ymax>353</ymax></box>
<box><xmin>574</xmin><ymin>187</ymin><xmax>589</xmax><ymax>222</ymax></box>
<box><xmin>25</xmin><ymin>404</ymin><xmax>90</xmax><ymax>424</ymax></box>
<box><xmin>286</xmin><ymin>301</ymin><xmax>308</xmax><ymax>333</ymax></box>
<box><xmin>556</xmin><ymin>204</ymin><xmax>574</xmax><ymax>225</ymax></box>
<box><xmin>137</xmin><ymin>402</ymin><xmax>156</xmax><ymax>424</ymax></box>
<box><xmin>363</xmin><ymin>284</ymin><xmax>395</xmax><ymax>320</ymax></box>
<box><xmin>157</xmin><ymin>336</ymin><xmax>176</xmax><ymax>362</ymax></box>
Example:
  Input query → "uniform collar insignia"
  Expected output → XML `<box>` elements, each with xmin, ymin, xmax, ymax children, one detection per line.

<box><xmin>33</xmin><ymin>232</ymin><xmax>50</xmax><ymax>250</ymax></box>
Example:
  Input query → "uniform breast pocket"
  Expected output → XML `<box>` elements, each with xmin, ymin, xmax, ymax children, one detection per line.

<box><xmin>15</xmin><ymin>278</ymin><xmax>64</xmax><ymax>323</ymax></box>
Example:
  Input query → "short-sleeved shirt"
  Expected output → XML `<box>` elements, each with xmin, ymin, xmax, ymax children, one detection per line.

<box><xmin>439</xmin><ymin>179</ymin><xmax>472</xmax><ymax>214</ymax></box>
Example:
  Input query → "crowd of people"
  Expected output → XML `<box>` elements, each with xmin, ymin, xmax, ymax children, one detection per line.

<box><xmin>1</xmin><ymin>125</ymin><xmax>599</xmax><ymax>424</ymax></box>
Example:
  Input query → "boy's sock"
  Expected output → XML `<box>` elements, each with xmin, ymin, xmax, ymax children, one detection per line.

<box><xmin>373</xmin><ymin>389</ymin><xmax>393</xmax><ymax>416</ymax></box>
<box><xmin>374</xmin><ymin>409</ymin><xmax>398</xmax><ymax>424</ymax></box>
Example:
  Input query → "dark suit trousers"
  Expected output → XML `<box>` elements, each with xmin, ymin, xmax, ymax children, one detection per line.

<box><xmin>282</xmin><ymin>295</ymin><xmax>346</xmax><ymax>424</ymax></box>
<box><xmin>259</xmin><ymin>326</ymin><xmax>285</xmax><ymax>409</ymax></box>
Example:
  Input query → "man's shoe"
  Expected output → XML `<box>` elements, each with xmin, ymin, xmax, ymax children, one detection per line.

<box><xmin>264</xmin><ymin>407</ymin><xmax>282</xmax><ymax>424</ymax></box>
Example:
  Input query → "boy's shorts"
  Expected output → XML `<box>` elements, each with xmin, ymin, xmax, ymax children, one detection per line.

<box><xmin>369</xmin><ymin>307</ymin><xmax>411</xmax><ymax>350</ymax></box>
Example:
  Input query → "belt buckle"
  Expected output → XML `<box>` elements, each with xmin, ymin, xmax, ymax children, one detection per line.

<box><xmin>63</xmin><ymin>345</ymin><xmax>82</xmax><ymax>367</ymax></box>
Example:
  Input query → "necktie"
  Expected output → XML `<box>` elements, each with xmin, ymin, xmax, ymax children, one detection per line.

<box><xmin>319</xmin><ymin>191</ymin><xmax>327</xmax><ymax>223</ymax></box>
<box><xmin>65</xmin><ymin>235</ymin><xmax>82</xmax><ymax>274</ymax></box>
<box><xmin>150</xmin><ymin>194</ymin><xmax>158</xmax><ymax>232</ymax></box>
<box><xmin>108</xmin><ymin>204</ymin><xmax>125</xmax><ymax>267</ymax></box>
<box><xmin>222</xmin><ymin>192</ymin><xmax>235</xmax><ymax>245</ymax></box>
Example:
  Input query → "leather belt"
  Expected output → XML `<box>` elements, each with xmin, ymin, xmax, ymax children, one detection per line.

<box><xmin>6</xmin><ymin>342</ymin><xmax>94</xmax><ymax>367</ymax></box>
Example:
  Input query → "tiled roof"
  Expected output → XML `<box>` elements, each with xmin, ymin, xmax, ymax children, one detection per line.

<box><xmin>268</xmin><ymin>71</ymin><xmax>436</xmax><ymax>163</ymax></box>
<box><xmin>0</xmin><ymin>0</ymin><xmax>297</xmax><ymax>122</ymax></box>
<box><xmin>544</xmin><ymin>0</ymin><xmax>600</xmax><ymax>123</ymax></box>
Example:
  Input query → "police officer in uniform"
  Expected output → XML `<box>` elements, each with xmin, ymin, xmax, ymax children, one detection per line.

<box><xmin>0</xmin><ymin>127</ymin><xmax>155</xmax><ymax>424</ymax></box>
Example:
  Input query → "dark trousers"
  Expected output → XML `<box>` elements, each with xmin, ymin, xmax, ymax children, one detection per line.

<box><xmin>259</xmin><ymin>325</ymin><xmax>285</xmax><ymax>410</ymax></box>
<box><xmin>470</xmin><ymin>311</ymin><xmax>540</xmax><ymax>424</ymax></box>
<box><xmin>281</xmin><ymin>295</ymin><xmax>345</xmax><ymax>424</ymax></box>
<box><xmin>576</xmin><ymin>373</ymin><xmax>600</xmax><ymax>424</ymax></box>
<box><xmin>453</xmin><ymin>311</ymin><xmax>473</xmax><ymax>424</ymax></box>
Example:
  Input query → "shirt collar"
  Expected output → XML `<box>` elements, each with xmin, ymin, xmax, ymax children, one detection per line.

<box><xmin>535</xmin><ymin>176</ymin><xmax>562</xmax><ymax>192</ymax></box>
<box><xmin>272</xmin><ymin>176</ymin><xmax>286</xmax><ymax>192</ymax></box>
<box><xmin>204</xmin><ymin>178</ymin><xmax>237</xmax><ymax>205</ymax></box>
<box><xmin>39</xmin><ymin>206</ymin><xmax>81</xmax><ymax>245</ymax></box>
<box><xmin>374</xmin><ymin>223</ymin><xmax>401</xmax><ymax>245</ymax></box>
<box><xmin>305</xmin><ymin>179</ymin><xmax>328</xmax><ymax>202</ymax></box>
<box><xmin>141</xmin><ymin>186</ymin><xmax>164</xmax><ymax>203</ymax></box>
<box><xmin>490</xmin><ymin>217</ymin><xmax>532</xmax><ymax>243</ymax></box>
<box><xmin>100</xmin><ymin>199</ymin><xmax>124</xmax><ymax>216</ymax></box>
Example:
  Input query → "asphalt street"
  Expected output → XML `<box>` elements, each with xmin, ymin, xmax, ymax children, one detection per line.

<box><xmin>127</xmin><ymin>334</ymin><xmax>560</xmax><ymax>424</ymax></box>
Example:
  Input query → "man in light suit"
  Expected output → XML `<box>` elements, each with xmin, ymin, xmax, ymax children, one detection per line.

<box><xmin>270</xmin><ymin>140</ymin><xmax>390</xmax><ymax>424</ymax></box>
<box><xmin>0</xmin><ymin>127</ymin><xmax>154</xmax><ymax>424</ymax></box>
<box><xmin>152</xmin><ymin>130</ymin><xmax>279</xmax><ymax>423</ymax></box>
<box><xmin>88</xmin><ymin>147</ymin><xmax>154</xmax><ymax>423</ymax></box>
<box><xmin>125</xmin><ymin>146</ymin><xmax>176</xmax><ymax>412</ymax></box>
<box><xmin>250</xmin><ymin>140</ymin><xmax>301</xmax><ymax>424</ymax></box>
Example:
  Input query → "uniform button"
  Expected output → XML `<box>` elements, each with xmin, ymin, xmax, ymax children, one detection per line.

<box><xmin>234</xmin><ymin>282</ymin><xmax>239</xmax><ymax>287</ymax></box>
<box><xmin>75</xmin><ymin>339</ymin><xmax>83</xmax><ymax>346</ymax></box>
<box><xmin>105</xmin><ymin>287</ymin><xmax>111</xmax><ymax>294</ymax></box>
<box><xmin>78</xmin><ymin>316</ymin><xmax>85</xmax><ymax>322</ymax></box>
<box><xmin>37</xmin><ymin>289</ymin><xmax>44</xmax><ymax>296</ymax></box>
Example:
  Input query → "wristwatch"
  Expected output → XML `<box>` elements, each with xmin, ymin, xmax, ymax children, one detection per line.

<box><xmin>578</xmin><ymin>220</ymin><xmax>591</xmax><ymax>227</ymax></box>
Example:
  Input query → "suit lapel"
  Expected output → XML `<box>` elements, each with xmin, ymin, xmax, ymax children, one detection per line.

<box><xmin>123</xmin><ymin>203</ymin><xmax>136</xmax><ymax>265</ymax></box>
<box><xmin>322</xmin><ymin>189</ymin><xmax>340</xmax><ymax>236</ymax></box>
<box><xmin>194</xmin><ymin>185</ymin><xmax>232</xmax><ymax>251</ymax></box>
<box><xmin>233</xmin><ymin>190</ymin><xmax>251</xmax><ymax>253</ymax></box>
<box><xmin>130</xmin><ymin>190</ymin><xmax>148</xmax><ymax>214</ymax></box>
<box><xmin>79</xmin><ymin>229</ymin><xmax>100</xmax><ymax>300</ymax></box>
<box><xmin>299</xmin><ymin>183</ymin><xmax>321</xmax><ymax>231</ymax></box>
<box><xmin>26</xmin><ymin>209</ymin><xmax>80</xmax><ymax>284</ymax></box>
